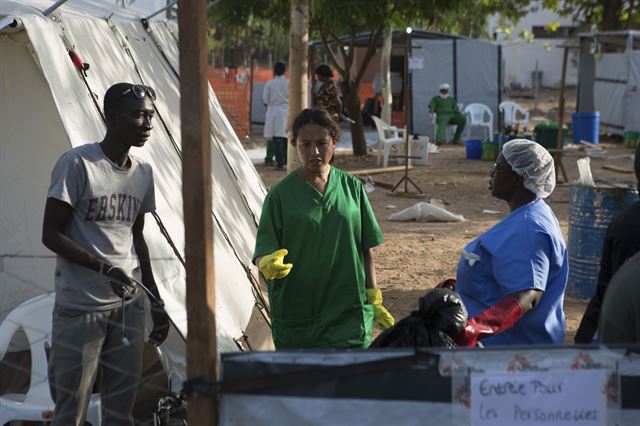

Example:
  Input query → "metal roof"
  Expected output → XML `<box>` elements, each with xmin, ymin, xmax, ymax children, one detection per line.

<box><xmin>309</xmin><ymin>28</ymin><xmax>489</xmax><ymax>48</ymax></box>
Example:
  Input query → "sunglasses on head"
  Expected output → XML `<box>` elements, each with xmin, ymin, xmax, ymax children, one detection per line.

<box><xmin>118</xmin><ymin>84</ymin><xmax>156</xmax><ymax>102</ymax></box>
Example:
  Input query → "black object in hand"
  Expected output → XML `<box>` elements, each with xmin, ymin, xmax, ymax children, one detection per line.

<box><xmin>369</xmin><ymin>288</ymin><xmax>468</xmax><ymax>349</ymax></box>
<box><xmin>418</xmin><ymin>288</ymin><xmax>468</xmax><ymax>337</ymax></box>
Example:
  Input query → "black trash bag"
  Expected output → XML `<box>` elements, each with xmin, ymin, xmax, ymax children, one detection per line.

<box><xmin>369</xmin><ymin>288</ymin><xmax>467</xmax><ymax>349</ymax></box>
<box><xmin>419</xmin><ymin>288</ymin><xmax>468</xmax><ymax>337</ymax></box>
<box><xmin>370</xmin><ymin>314</ymin><xmax>457</xmax><ymax>348</ymax></box>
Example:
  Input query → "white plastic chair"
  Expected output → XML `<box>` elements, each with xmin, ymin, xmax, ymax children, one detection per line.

<box><xmin>464</xmin><ymin>103</ymin><xmax>494</xmax><ymax>140</ymax></box>
<box><xmin>0</xmin><ymin>293</ymin><xmax>101</xmax><ymax>425</ymax></box>
<box><xmin>499</xmin><ymin>101</ymin><xmax>530</xmax><ymax>132</ymax></box>
<box><xmin>372</xmin><ymin>116</ymin><xmax>405</xmax><ymax>167</ymax></box>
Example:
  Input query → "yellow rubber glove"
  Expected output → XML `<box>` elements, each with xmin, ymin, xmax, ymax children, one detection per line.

<box><xmin>366</xmin><ymin>288</ymin><xmax>395</xmax><ymax>330</ymax></box>
<box><xmin>258</xmin><ymin>249</ymin><xmax>293</xmax><ymax>280</ymax></box>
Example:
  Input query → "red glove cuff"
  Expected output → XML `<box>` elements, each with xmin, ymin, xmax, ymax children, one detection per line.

<box><xmin>454</xmin><ymin>295</ymin><xmax>523</xmax><ymax>347</ymax></box>
<box><xmin>436</xmin><ymin>278</ymin><xmax>456</xmax><ymax>291</ymax></box>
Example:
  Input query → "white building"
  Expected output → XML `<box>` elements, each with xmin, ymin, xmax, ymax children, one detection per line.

<box><xmin>489</xmin><ymin>1</ymin><xmax>579</xmax><ymax>88</ymax></box>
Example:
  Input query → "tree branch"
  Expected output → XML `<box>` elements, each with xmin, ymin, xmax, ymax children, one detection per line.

<box><xmin>353</xmin><ymin>24</ymin><xmax>384</xmax><ymax>88</ymax></box>
<box><xmin>318</xmin><ymin>27</ymin><xmax>347</xmax><ymax>77</ymax></box>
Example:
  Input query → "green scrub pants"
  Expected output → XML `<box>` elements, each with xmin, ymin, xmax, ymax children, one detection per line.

<box><xmin>435</xmin><ymin>113</ymin><xmax>466</xmax><ymax>144</ymax></box>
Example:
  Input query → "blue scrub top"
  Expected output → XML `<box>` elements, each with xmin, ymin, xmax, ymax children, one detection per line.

<box><xmin>456</xmin><ymin>199</ymin><xmax>568</xmax><ymax>345</ymax></box>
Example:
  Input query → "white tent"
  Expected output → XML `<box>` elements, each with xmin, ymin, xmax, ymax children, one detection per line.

<box><xmin>577</xmin><ymin>31</ymin><xmax>640</xmax><ymax>135</ymax></box>
<box><xmin>0</xmin><ymin>0</ymin><xmax>272</xmax><ymax>392</ymax></box>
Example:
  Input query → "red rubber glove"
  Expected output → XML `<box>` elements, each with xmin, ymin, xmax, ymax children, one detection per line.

<box><xmin>454</xmin><ymin>295</ymin><xmax>523</xmax><ymax>347</ymax></box>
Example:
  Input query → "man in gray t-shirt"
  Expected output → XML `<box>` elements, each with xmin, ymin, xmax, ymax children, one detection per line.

<box><xmin>42</xmin><ymin>83</ymin><xmax>169</xmax><ymax>425</ymax></box>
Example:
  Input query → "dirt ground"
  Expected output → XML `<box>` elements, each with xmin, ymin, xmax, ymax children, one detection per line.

<box><xmin>249</xmin><ymin>87</ymin><xmax>637</xmax><ymax>343</ymax></box>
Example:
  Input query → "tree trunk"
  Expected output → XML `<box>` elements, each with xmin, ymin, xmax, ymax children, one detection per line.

<box><xmin>600</xmin><ymin>0</ymin><xmax>623</xmax><ymax>31</ymax></box>
<box><xmin>287</xmin><ymin>0</ymin><xmax>309</xmax><ymax>172</ymax></box>
<box><xmin>343</xmin><ymin>82</ymin><xmax>367</xmax><ymax>156</ymax></box>
<box><xmin>380</xmin><ymin>26</ymin><xmax>393</xmax><ymax>124</ymax></box>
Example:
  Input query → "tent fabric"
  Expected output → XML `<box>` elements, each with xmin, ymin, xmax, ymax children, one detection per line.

<box><xmin>456</xmin><ymin>39</ymin><xmax>499</xmax><ymax>125</ymax></box>
<box><xmin>411</xmin><ymin>40</ymin><xmax>454</xmax><ymax>136</ymax></box>
<box><xmin>0</xmin><ymin>0</ymin><xmax>272</xmax><ymax>391</ymax></box>
<box><xmin>624</xmin><ymin>51</ymin><xmax>640</xmax><ymax>133</ymax></box>
<box><xmin>578</xmin><ymin>32</ymin><xmax>640</xmax><ymax>135</ymax></box>
<box><xmin>595</xmin><ymin>53</ymin><xmax>627</xmax><ymax>132</ymax></box>
<box><xmin>411</xmin><ymin>38</ymin><xmax>500</xmax><ymax>137</ymax></box>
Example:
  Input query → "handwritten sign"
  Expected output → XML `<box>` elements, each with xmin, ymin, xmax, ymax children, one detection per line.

<box><xmin>408</xmin><ymin>57</ymin><xmax>424</xmax><ymax>70</ymax></box>
<box><xmin>470</xmin><ymin>370</ymin><xmax>607</xmax><ymax>426</ymax></box>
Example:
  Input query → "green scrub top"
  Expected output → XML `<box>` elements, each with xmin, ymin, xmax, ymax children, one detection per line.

<box><xmin>428</xmin><ymin>96</ymin><xmax>458</xmax><ymax>115</ymax></box>
<box><xmin>253</xmin><ymin>166</ymin><xmax>384</xmax><ymax>349</ymax></box>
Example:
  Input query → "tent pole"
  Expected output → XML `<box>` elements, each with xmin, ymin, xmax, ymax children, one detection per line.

<box><xmin>554</xmin><ymin>45</ymin><xmax>569</xmax><ymax>183</ymax></box>
<box><xmin>178</xmin><ymin>0</ymin><xmax>218</xmax><ymax>424</ymax></box>
<box><xmin>42</xmin><ymin>0</ymin><xmax>69</xmax><ymax>17</ymax></box>
<box><xmin>145</xmin><ymin>2</ymin><xmax>177</xmax><ymax>20</ymax></box>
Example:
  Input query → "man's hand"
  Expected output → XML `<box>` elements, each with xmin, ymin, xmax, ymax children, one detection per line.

<box><xmin>105</xmin><ymin>266</ymin><xmax>137</xmax><ymax>300</ymax></box>
<box><xmin>149</xmin><ymin>301</ymin><xmax>170</xmax><ymax>346</ymax></box>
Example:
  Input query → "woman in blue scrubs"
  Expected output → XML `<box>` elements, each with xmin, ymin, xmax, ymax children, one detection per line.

<box><xmin>451</xmin><ymin>139</ymin><xmax>568</xmax><ymax>346</ymax></box>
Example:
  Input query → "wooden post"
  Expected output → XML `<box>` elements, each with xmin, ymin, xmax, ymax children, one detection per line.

<box><xmin>249</xmin><ymin>57</ymin><xmax>254</xmax><ymax>138</ymax></box>
<box><xmin>555</xmin><ymin>45</ymin><xmax>569</xmax><ymax>183</ymax></box>
<box><xmin>178</xmin><ymin>0</ymin><xmax>217</xmax><ymax>424</ymax></box>
<box><xmin>287</xmin><ymin>0</ymin><xmax>309</xmax><ymax>172</ymax></box>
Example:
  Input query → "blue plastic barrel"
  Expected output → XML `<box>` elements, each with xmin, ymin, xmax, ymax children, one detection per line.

<box><xmin>465</xmin><ymin>139</ymin><xmax>483</xmax><ymax>160</ymax></box>
<box><xmin>567</xmin><ymin>185</ymin><xmax>638</xmax><ymax>298</ymax></box>
<box><xmin>572</xmin><ymin>112</ymin><xmax>600</xmax><ymax>144</ymax></box>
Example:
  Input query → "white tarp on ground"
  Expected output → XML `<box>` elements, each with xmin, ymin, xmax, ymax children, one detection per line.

<box><xmin>0</xmin><ymin>0</ymin><xmax>272</xmax><ymax>391</ymax></box>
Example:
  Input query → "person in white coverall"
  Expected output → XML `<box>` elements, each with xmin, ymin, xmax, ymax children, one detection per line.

<box><xmin>263</xmin><ymin>62</ymin><xmax>289</xmax><ymax>170</ymax></box>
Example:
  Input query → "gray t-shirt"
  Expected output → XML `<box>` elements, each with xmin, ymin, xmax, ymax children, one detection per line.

<box><xmin>47</xmin><ymin>143</ymin><xmax>155</xmax><ymax>311</ymax></box>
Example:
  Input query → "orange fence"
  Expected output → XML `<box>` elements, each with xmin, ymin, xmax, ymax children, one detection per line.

<box><xmin>208</xmin><ymin>67</ymin><xmax>252</xmax><ymax>139</ymax></box>
<box><xmin>208</xmin><ymin>66</ymin><xmax>394</xmax><ymax>138</ymax></box>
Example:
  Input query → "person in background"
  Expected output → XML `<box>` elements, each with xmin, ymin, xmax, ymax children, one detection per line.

<box><xmin>599</xmin><ymin>251</ymin><xmax>640</xmax><ymax>343</ymax></box>
<box><xmin>362</xmin><ymin>93</ymin><xmax>382</xmax><ymax>128</ymax></box>
<box><xmin>262</xmin><ymin>62</ymin><xmax>289</xmax><ymax>170</ymax></box>
<box><xmin>253</xmin><ymin>108</ymin><xmax>394</xmax><ymax>349</ymax></box>
<box><xmin>448</xmin><ymin>139</ymin><xmax>568</xmax><ymax>346</ymax></box>
<box><xmin>575</xmin><ymin>143</ymin><xmax>640</xmax><ymax>343</ymax></box>
<box><xmin>313</xmin><ymin>64</ymin><xmax>342</xmax><ymax>124</ymax></box>
<box><xmin>42</xmin><ymin>83</ymin><xmax>169</xmax><ymax>425</ymax></box>
<box><xmin>428</xmin><ymin>83</ymin><xmax>466</xmax><ymax>145</ymax></box>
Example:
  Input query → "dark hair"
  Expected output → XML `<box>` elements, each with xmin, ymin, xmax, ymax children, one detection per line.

<box><xmin>103</xmin><ymin>82</ymin><xmax>134</xmax><ymax>114</ymax></box>
<box><xmin>315</xmin><ymin>64</ymin><xmax>333</xmax><ymax>79</ymax></box>
<box><xmin>290</xmin><ymin>108</ymin><xmax>340</xmax><ymax>146</ymax></box>
<box><xmin>274</xmin><ymin>62</ymin><xmax>286</xmax><ymax>76</ymax></box>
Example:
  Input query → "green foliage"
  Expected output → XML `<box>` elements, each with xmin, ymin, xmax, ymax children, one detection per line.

<box><xmin>543</xmin><ymin>0</ymin><xmax>640</xmax><ymax>30</ymax></box>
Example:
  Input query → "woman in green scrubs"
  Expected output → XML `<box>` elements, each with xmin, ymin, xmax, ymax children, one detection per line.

<box><xmin>253</xmin><ymin>108</ymin><xmax>395</xmax><ymax>349</ymax></box>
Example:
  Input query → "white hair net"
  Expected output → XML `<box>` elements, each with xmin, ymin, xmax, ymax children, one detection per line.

<box><xmin>502</xmin><ymin>139</ymin><xmax>556</xmax><ymax>198</ymax></box>
<box><xmin>439</xmin><ymin>83</ymin><xmax>450</xmax><ymax>91</ymax></box>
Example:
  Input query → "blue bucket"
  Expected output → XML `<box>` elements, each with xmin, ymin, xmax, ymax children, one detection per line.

<box><xmin>567</xmin><ymin>185</ymin><xmax>638</xmax><ymax>298</ymax></box>
<box><xmin>465</xmin><ymin>139</ymin><xmax>483</xmax><ymax>160</ymax></box>
<box><xmin>572</xmin><ymin>111</ymin><xmax>600</xmax><ymax>144</ymax></box>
